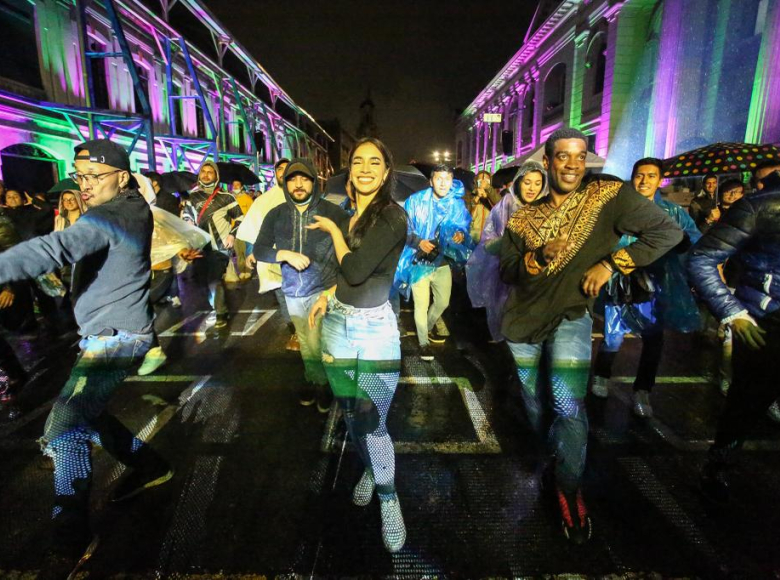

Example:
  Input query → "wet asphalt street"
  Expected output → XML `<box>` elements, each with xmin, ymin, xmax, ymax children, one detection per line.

<box><xmin>1</xmin><ymin>274</ymin><xmax>779</xmax><ymax>579</ymax></box>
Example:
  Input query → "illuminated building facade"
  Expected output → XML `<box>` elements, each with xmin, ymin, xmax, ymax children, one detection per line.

<box><xmin>0</xmin><ymin>0</ymin><xmax>332</xmax><ymax>193</ymax></box>
<box><xmin>456</xmin><ymin>0</ymin><xmax>780</xmax><ymax>179</ymax></box>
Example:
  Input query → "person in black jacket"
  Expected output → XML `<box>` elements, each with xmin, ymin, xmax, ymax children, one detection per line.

<box><xmin>307</xmin><ymin>137</ymin><xmax>408</xmax><ymax>553</ymax></box>
<box><xmin>0</xmin><ymin>140</ymin><xmax>172</xmax><ymax>579</ymax></box>
<box><xmin>254</xmin><ymin>158</ymin><xmax>347</xmax><ymax>409</ymax></box>
<box><xmin>689</xmin><ymin>163</ymin><xmax>780</xmax><ymax>505</ymax></box>
<box><xmin>182</xmin><ymin>160</ymin><xmax>243</xmax><ymax>328</ymax></box>
<box><xmin>688</xmin><ymin>173</ymin><xmax>720</xmax><ymax>231</ymax></box>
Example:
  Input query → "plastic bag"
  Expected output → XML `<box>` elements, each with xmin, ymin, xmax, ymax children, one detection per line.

<box><xmin>35</xmin><ymin>272</ymin><xmax>66</xmax><ymax>297</ymax></box>
<box><xmin>150</xmin><ymin>206</ymin><xmax>211</xmax><ymax>267</ymax></box>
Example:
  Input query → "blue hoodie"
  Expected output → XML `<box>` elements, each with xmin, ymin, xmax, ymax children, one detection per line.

<box><xmin>253</xmin><ymin>158</ymin><xmax>348</xmax><ymax>298</ymax></box>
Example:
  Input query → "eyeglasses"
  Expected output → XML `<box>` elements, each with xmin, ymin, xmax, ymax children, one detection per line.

<box><xmin>68</xmin><ymin>170</ymin><xmax>122</xmax><ymax>186</ymax></box>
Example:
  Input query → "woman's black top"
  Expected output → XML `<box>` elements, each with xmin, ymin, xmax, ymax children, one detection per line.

<box><xmin>335</xmin><ymin>203</ymin><xmax>407</xmax><ymax>308</ymax></box>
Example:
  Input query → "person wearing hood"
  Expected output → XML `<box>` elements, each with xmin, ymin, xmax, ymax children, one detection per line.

<box><xmin>54</xmin><ymin>186</ymin><xmax>86</xmax><ymax>232</ymax></box>
<box><xmin>253</xmin><ymin>157</ymin><xmax>348</xmax><ymax>410</ymax></box>
<box><xmin>0</xmin><ymin>139</ymin><xmax>172</xmax><ymax>578</ymax></box>
<box><xmin>237</xmin><ymin>158</ymin><xmax>298</xmax><ymax>350</ymax></box>
<box><xmin>182</xmin><ymin>160</ymin><xmax>244</xmax><ymax>328</ymax></box>
<box><xmin>466</xmin><ymin>161</ymin><xmax>546</xmax><ymax>343</ymax></box>
<box><xmin>394</xmin><ymin>164</ymin><xmax>471</xmax><ymax>361</ymax></box>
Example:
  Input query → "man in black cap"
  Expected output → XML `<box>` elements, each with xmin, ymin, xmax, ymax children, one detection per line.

<box><xmin>0</xmin><ymin>139</ymin><xmax>172</xmax><ymax>578</ymax></box>
<box><xmin>254</xmin><ymin>157</ymin><xmax>347</xmax><ymax>410</ymax></box>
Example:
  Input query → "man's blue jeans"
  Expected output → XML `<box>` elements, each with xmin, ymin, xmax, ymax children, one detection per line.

<box><xmin>507</xmin><ymin>314</ymin><xmax>592</xmax><ymax>494</ymax></box>
<box><xmin>40</xmin><ymin>330</ymin><xmax>159</xmax><ymax>537</ymax></box>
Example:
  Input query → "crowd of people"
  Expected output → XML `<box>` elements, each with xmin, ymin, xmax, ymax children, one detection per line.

<box><xmin>0</xmin><ymin>126</ymin><xmax>778</xmax><ymax>577</ymax></box>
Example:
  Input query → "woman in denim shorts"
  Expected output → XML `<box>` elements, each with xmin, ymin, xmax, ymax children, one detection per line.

<box><xmin>308</xmin><ymin>137</ymin><xmax>408</xmax><ymax>552</ymax></box>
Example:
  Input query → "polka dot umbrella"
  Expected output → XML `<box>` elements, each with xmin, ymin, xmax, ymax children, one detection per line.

<box><xmin>662</xmin><ymin>142</ymin><xmax>779</xmax><ymax>178</ymax></box>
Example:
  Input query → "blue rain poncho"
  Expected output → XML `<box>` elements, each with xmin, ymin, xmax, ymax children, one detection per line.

<box><xmin>394</xmin><ymin>179</ymin><xmax>472</xmax><ymax>300</ymax></box>
<box><xmin>603</xmin><ymin>192</ymin><xmax>702</xmax><ymax>338</ymax></box>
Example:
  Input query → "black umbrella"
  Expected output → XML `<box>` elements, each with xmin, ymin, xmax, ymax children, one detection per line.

<box><xmin>410</xmin><ymin>162</ymin><xmax>474</xmax><ymax>192</ymax></box>
<box><xmin>159</xmin><ymin>171</ymin><xmax>197</xmax><ymax>193</ymax></box>
<box><xmin>453</xmin><ymin>168</ymin><xmax>475</xmax><ymax>192</ymax></box>
<box><xmin>410</xmin><ymin>162</ymin><xmax>434</xmax><ymax>178</ymax></box>
<box><xmin>492</xmin><ymin>166</ymin><xmax>519</xmax><ymax>189</ymax></box>
<box><xmin>324</xmin><ymin>165</ymin><xmax>428</xmax><ymax>203</ymax></box>
<box><xmin>48</xmin><ymin>178</ymin><xmax>79</xmax><ymax>195</ymax></box>
<box><xmin>217</xmin><ymin>162</ymin><xmax>260</xmax><ymax>185</ymax></box>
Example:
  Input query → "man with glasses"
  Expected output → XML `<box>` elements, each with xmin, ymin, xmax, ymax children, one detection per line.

<box><xmin>0</xmin><ymin>139</ymin><xmax>172</xmax><ymax>578</ymax></box>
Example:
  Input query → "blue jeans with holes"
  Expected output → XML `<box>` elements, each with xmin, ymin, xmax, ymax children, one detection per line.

<box><xmin>321</xmin><ymin>299</ymin><xmax>401</xmax><ymax>494</ymax></box>
<box><xmin>40</xmin><ymin>330</ymin><xmax>157</xmax><ymax>536</ymax></box>
<box><xmin>507</xmin><ymin>314</ymin><xmax>592</xmax><ymax>494</ymax></box>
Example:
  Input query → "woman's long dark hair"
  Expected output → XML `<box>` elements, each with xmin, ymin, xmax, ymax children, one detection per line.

<box><xmin>346</xmin><ymin>137</ymin><xmax>400</xmax><ymax>250</ymax></box>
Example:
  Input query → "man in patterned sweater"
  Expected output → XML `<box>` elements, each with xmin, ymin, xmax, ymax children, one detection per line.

<box><xmin>499</xmin><ymin>128</ymin><xmax>682</xmax><ymax>544</ymax></box>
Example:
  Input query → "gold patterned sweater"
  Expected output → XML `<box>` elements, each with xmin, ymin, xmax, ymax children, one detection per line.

<box><xmin>498</xmin><ymin>177</ymin><xmax>683</xmax><ymax>343</ymax></box>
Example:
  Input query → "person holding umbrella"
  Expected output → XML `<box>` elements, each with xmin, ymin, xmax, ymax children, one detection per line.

<box><xmin>689</xmin><ymin>162</ymin><xmax>780</xmax><ymax>505</ymax></box>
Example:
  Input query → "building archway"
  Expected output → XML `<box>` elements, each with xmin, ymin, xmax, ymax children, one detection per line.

<box><xmin>0</xmin><ymin>143</ymin><xmax>61</xmax><ymax>197</ymax></box>
<box><xmin>543</xmin><ymin>63</ymin><xmax>567</xmax><ymax>123</ymax></box>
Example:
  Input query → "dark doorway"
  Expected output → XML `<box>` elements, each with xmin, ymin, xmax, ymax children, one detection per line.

<box><xmin>1</xmin><ymin>144</ymin><xmax>60</xmax><ymax>200</ymax></box>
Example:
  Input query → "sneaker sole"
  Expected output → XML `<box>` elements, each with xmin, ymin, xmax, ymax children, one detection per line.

<box><xmin>111</xmin><ymin>470</ymin><xmax>174</xmax><ymax>503</ymax></box>
<box><xmin>420</xmin><ymin>356</ymin><xmax>434</xmax><ymax>362</ymax></box>
<box><xmin>137</xmin><ymin>358</ymin><xmax>168</xmax><ymax>377</ymax></box>
<box><xmin>428</xmin><ymin>337</ymin><xmax>445</xmax><ymax>344</ymax></box>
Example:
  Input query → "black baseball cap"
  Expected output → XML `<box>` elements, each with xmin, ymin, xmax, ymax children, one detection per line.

<box><xmin>274</xmin><ymin>157</ymin><xmax>291</xmax><ymax>170</ymax></box>
<box><xmin>74</xmin><ymin>139</ymin><xmax>131</xmax><ymax>172</ymax></box>
<box><xmin>285</xmin><ymin>161</ymin><xmax>316</xmax><ymax>180</ymax></box>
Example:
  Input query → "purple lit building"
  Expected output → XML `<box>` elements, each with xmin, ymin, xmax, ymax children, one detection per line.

<box><xmin>456</xmin><ymin>0</ymin><xmax>780</xmax><ymax>179</ymax></box>
<box><xmin>0</xmin><ymin>0</ymin><xmax>332</xmax><ymax>194</ymax></box>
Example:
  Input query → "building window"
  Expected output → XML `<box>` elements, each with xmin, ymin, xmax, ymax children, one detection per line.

<box><xmin>523</xmin><ymin>87</ymin><xmax>535</xmax><ymax>133</ymax></box>
<box><xmin>133</xmin><ymin>65</ymin><xmax>150</xmax><ymax>115</ymax></box>
<box><xmin>195</xmin><ymin>101</ymin><xmax>206</xmax><ymax>139</ymax></box>
<box><xmin>0</xmin><ymin>1</ymin><xmax>42</xmax><ymax>89</ymax></box>
<box><xmin>543</xmin><ymin>63</ymin><xmax>567</xmax><ymax>121</ymax></box>
<box><xmin>582</xmin><ymin>32</ymin><xmax>608</xmax><ymax>114</ymax></box>
<box><xmin>456</xmin><ymin>141</ymin><xmax>463</xmax><ymax>167</ymax></box>
<box><xmin>89</xmin><ymin>42</ymin><xmax>110</xmax><ymax>110</ymax></box>
<box><xmin>238</xmin><ymin>121</ymin><xmax>247</xmax><ymax>154</ymax></box>
<box><xmin>172</xmin><ymin>83</ymin><xmax>183</xmax><ymax>135</ymax></box>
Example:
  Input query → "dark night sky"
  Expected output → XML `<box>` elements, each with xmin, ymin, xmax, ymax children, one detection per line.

<box><xmin>206</xmin><ymin>1</ymin><xmax>537</xmax><ymax>165</ymax></box>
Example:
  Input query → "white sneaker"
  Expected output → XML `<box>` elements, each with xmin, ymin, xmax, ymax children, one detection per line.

<box><xmin>591</xmin><ymin>376</ymin><xmax>609</xmax><ymax>398</ymax></box>
<box><xmin>633</xmin><ymin>390</ymin><xmax>653</xmax><ymax>418</ymax></box>
<box><xmin>379</xmin><ymin>494</ymin><xmax>406</xmax><ymax>553</ymax></box>
<box><xmin>137</xmin><ymin>346</ymin><xmax>167</xmax><ymax>376</ymax></box>
<box><xmin>767</xmin><ymin>401</ymin><xmax>780</xmax><ymax>424</ymax></box>
<box><xmin>352</xmin><ymin>469</ymin><xmax>375</xmax><ymax>507</ymax></box>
